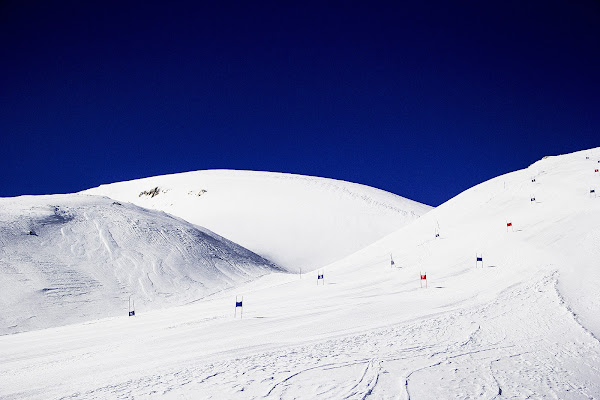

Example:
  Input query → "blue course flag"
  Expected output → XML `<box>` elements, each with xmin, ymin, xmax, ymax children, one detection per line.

<box><xmin>236</xmin><ymin>301</ymin><xmax>242</xmax><ymax>307</ymax></box>
<box><xmin>318</xmin><ymin>274</ymin><xmax>323</xmax><ymax>279</ymax></box>
<box><xmin>129</xmin><ymin>311</ymin><xmax>135</xmax><ymax>316</ymax></box>
<box><xmin>476</xmin><ymin>257</ymin><xmax>483</xmax><ymax>262</ymax></box>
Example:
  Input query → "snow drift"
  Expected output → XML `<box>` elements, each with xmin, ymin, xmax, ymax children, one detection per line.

<box><xmin>82</xmin><ymin>170</ymin><xmax>432</xmax><ymax>271</ymax></box>
<box><xmin>0</xmin><ymin>194</ymin><xmax>279</xmax><ymax>334</ymax></box>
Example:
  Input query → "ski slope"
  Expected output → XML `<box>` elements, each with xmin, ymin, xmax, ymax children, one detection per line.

<box><xmin>83</xmin><ymin>170</ymin><xmax>431</xmax><ymax>271</ymax></box>
<box><xmin>1</xmin><ymin>148</ymin><xmax>600</xmax><ymax>399</ymax></box>
<box><xmin>0</xmin><ymin>194</ymin><xmax>280</xmax><ymax>335</ymax></box>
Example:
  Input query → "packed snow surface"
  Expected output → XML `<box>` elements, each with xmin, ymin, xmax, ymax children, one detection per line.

<box><xmin>1</xmin><ymin>148</ymin><xmax>600</xmax><ymax>399</ymax></box>
<box><xmin>0</xmin><ymin>194</ymin><xmax>279</xmax><ymax>334</ymax></box>
<box><xmin>83</xmin><ymin>170</ymin><xmax>432</xmax><ymax>271</ymax></box>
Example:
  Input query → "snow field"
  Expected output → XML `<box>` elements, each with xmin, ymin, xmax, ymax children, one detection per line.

<box><xmin>1</xmin><ymin>148</ymin><xmax>599</xmax><ymax>398</ymax></box>
<box><xmin>1</xmin><ymin>267</ymin><xmax>598</xmax><ymax>399</ymax></box>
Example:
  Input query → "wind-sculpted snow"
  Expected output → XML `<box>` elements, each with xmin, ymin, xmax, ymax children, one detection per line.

<box><xmin>1</xmin><ymin>148</ymin><xmax>600</xmax><ymax>398</ymax></box>
<box><xmin>0</xmin><ymin>194</ymin><xmax>280</xmax><ymax>335</ymax></box>
<box><xmin>83</xmin><ymin>170</ymin><xmax>432</xmax><ymax>271</ymax></box>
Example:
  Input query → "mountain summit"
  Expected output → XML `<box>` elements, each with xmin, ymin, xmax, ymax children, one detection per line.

<box><xmin>83</xmin><ymin>170</ymin><xmax>431</xmax><ymax>271</ymax></box>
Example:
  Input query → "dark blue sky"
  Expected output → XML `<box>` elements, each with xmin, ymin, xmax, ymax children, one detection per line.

<box><xmin>1</xmin><ymin>1</ymin><xmax>598</xmax><ymax>206</ymax></box>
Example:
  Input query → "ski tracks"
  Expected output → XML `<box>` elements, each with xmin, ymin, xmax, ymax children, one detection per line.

<box><xmin>48</xmin><ymin>273</ymin><xmax>600</xmax><ymax>399</ymax></box>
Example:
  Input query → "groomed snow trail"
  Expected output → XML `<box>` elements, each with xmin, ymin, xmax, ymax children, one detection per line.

<box><xmin>2</xmin><ymin>273</ymin><xmax>597</xmax><ymax>399</ymax></box>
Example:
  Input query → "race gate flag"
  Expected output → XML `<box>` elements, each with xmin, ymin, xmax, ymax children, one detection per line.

<box><xmin>317</xmin><ymin>271</ymin><xmax>325</xmax><ymax>285</ymax></box>
<box><xmin>476</xmin><ymin>254</ymin><xmax>483</xmax><ymax>268</ymax></box>
<box><xmin>234</xmin><ymin>295</ymin><xmax>243</xmax><ymax>318</ymax></box>
<box><xmin>420</xmin><ymin>272</ymin><xmax>427</xmax><ymax>288</ymax></box>
<box><xmin>128</xmin><ymin>296</ymin><xmax>135</xmax><ymax>317</ymax></box>
<box><xmin>507</xmin><ymin>221</ymin><xmax>514</xmax><ymax>232</ymax></box>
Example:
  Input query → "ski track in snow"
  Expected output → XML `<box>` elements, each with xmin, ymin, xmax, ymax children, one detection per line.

<box><xmin>12</xmin><ymin>273</ymin><xmax>595</xmax><ymax>400</ymax></box>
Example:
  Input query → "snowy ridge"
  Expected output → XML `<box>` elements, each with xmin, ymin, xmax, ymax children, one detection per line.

<box><xmin>0</xmin><ymin>194</ymin><xmax>280</xmax><ymax>334</ymax></box>
<box><xmin>83</xmin><ymin>170</ymin><xmax>431</xmax><ymax>271</ymax></box>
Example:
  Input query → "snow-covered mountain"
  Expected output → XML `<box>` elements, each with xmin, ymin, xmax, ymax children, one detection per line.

<box><xmin>1</xmin><ymin>149</ymin><xmax>600</xmax><ymax>399</ymax></box>
<box><xmin>0</xmin><ymin>194</ymin><xmax>279</xmax><ymax>334</ymax></box>
<box><xmin>82</xmin><ymin>170</ymin><xmax>431</xmax><ymax>272</ymax></box>
<box><xmin>328</xmin><ymin>147</ymin><xmax>600</xmax><ymax>339</ymax></box>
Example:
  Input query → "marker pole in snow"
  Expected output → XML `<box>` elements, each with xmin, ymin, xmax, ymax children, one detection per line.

<box><xmin>506</xmin><ymin>220</ymin><xmax>513</xmax><ymax>232</ymax></box>
<box><xmin>235</xmin><ymin>295</ymin><xmax>243</xmax><ymax>319</ymax></box>
<box><xmin>476</xmin><ymin>254</ymin><xmax>483</xmax><ymax>269</ymax></box>
<box><xmin>420</xmin><ymin>272</ymin><xmax>427</xmax><ymax>288</ymax></box>
<box><xmin>128</xmin><ymin>296</ymin><xmax>135</xmax><ymax>317</ymax></box>
<box><xmin>590</xmin><ymin>188</ymin><xmax>596</xmax><ymax>198</ymax></box>
<box><xmin>317</xmin><ymin>270</ymin><xmax>324</xmax><ymax>285</ymax></box>
<box><xmin>390</xmin><ymin>253</ymin><xmax>395</xmax><ymax>268</ymax></box>
<box><xmin>530</xmin><ymin>194</ymin><xmax>536</xmax><ymax>204</ymax></box>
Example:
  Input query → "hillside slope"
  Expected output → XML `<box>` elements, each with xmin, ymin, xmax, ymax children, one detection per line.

<box><xmin>329</xmin><ymin>147</ymin><xmax>600</xmax><ymax>339</ymax></box>
<box><xmin>83</xmin><ymin>170</ymin><xmax>431</xmax><ymax>271</ymax></box>
<box><xmin>1</xmin><ymin>149</ymin><xmax>599</xmax><ymax>399</ymax></box>
<box><xmin>0</xmin><ymin>194</ymin><xmax>279</xmax><ymax>334</ymax></box>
